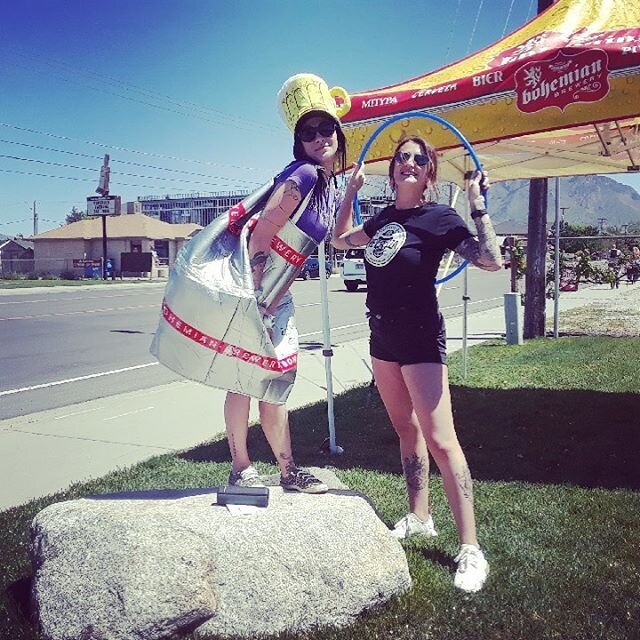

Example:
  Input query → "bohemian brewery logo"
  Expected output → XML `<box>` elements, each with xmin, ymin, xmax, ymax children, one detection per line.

<box><xmin>515</xmin><ymin>49</ymin><xmax>610</xmax><ymax>113</ymax></box>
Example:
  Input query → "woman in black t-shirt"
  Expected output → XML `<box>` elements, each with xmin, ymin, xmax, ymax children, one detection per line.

<box><xmin>332</xmin><ymin>136</ymin><xmax>502</xmax><ymax>593</ymax></box>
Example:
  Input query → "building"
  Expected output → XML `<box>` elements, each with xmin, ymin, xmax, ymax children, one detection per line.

<box><xmin>133</xmin><ymin>191</ymin><xmax>249</xmax><ymax>227</ymax></box>
<box><xmin>131</xmin><ymin>189</ymin><xmax>389</xmax><ymax>228</ymax></box>
<box><xmin>0</xmin><ymin>237</ymin><xmax>34</xmax><ymax>275</ymax></box>
<box><xmin>31</xmin><ymin>214</ymin><xmax>201</xmax><ymax>276</ymax></box>
<box><xmin>358</xmin><ymin>195</ymin><xmax>391</xmax><ymax>221</ymax></box>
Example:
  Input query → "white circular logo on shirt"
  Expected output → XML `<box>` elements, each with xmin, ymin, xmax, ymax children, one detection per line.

<box><xmin>365</xmin><ymin>222</ymin><xmax>406</xmax><ymax>267</ymax></box>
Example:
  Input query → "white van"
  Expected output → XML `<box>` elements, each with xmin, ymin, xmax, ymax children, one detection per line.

<box><xmin>341</xmin><ymin>248</ymin><xmax>366</xmax><ymax>292</ymax></box>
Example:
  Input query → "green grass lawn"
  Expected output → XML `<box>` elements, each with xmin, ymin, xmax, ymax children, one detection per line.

<box><xmin>1</xmin><ymin>337</ymin><xmax>639</xmax><ymax>639</ymax></box>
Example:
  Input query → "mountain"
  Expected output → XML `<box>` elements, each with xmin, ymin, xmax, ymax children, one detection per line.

<box><xmin>358</xmin><ymin>174</ymin><xmax>640</xmax><ymax>228</ymax></box>
<box><xmin>488</xmin><ymin>175</ymin><xmax>640</xmax><ymax>227</ymax></box>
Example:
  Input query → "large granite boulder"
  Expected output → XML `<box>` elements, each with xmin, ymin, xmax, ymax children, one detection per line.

<box><xmin>31</xmin><ymin>469</ymin><xmax>411</xmax><ymax>639</ymax></box>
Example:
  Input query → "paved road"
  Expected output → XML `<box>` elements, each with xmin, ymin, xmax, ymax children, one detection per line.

<box><xmin>0</xmin><ymin>268</ymin><xmax>510</xmax><ymax>419</ymax></box>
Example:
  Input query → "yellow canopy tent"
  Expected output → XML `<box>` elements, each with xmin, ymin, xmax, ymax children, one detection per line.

<box><xmin>319</xmin><ymin>0</ymin><xmax>640</xmax><ymax>453</ymax></box>
<box><xmin>335</xmin><ymin>0</ymin><xmax>640</xmax><ymax>183</ymax></box>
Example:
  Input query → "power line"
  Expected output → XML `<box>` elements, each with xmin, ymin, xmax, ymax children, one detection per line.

<box><xmin>0</xmin><ymin>167</ymin><xmax>246</xmax><ymax>193</ymax></box>
<box><xmin>444</xmin><ymin>0</ymin><xmax>463</xmax><ymax>61</ymax></box>
<box><xmin>0</xmin><ymin>138</ymin><xmax>262</xmax><ymax>186</ymax></box>
<box><xmin>9</xmin><ymin>47</ymin><xmax>278</xmax><ymax>130</ymax></box>
<box><xmin>3</xmin><ymin>49</ymin><xmax>281</xmax><ymax>135</ymax></box>
<box><xmin>466</xmin><ymin>0</ymin><xmax>486</xmax><ymax>54</ymax></box>
<box><xmin>0</xmin><ymin>218</ymin><xmax>30</xmax><ymax>226</ymax></box>
<box><xmin>501</xmin><ymin>0</ymin><xmax>517</xmax><ymax>37</ymax></box>
<box><xmin>0</xmin><ymin>121</ymin><xmax>259</xmax><ymax>172</ymax></box>
<box><xmin>0</xmin><ymin>153</ymin><xmax>260</xmax><ymax>189</ymax></box>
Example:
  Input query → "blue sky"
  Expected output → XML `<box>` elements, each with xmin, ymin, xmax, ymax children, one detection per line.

<box><xmin>0</xmin><ymin>0</ymin><xmax>638</xmax><ymax>237</ymax></box>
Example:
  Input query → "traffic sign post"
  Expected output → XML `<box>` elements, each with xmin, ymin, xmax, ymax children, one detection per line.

<box><xmin>86</xmin><ymin>196</ymin><xmax>121</xmax><ymax>280</ymax></box>
<box><xmin>86</xmin><ymin>196</ymin><xmax>121</xmax><ymax>216</ymax></box>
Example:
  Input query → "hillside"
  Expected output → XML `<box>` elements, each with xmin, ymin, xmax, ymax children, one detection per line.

<box><xmin>359</xmin><ymin>174</ymin><xmax>640</xmax><ymax>228</ymax></box>
<box><xmin>488</xmin><ymin>175</ymin><xmax>640</xmax><ymax>227</ymax></box>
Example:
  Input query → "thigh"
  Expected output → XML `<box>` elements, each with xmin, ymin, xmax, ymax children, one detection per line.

<box><xmin>371</xmin><ymin>357</ymin><xmax>415</xmax><ymax>424</ymax></box>
<box><xmin>401</xmin><ymin>363</ymin><xmax>459</xmax><ymax>445</ymax></box>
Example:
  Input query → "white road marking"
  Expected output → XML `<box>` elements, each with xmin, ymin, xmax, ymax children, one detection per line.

<box><xmin>54</xmin><ymin>406</ymin><xmax>105</xmax><ymax>420</ymax></box>
<box><xmin>103</xmin><ymin>406</ymin><xmax>155</xmax><ymax>421</ymax></box>
<box><xmin>1</xmin><ymin>303</ymin><xmax>157</xmax><ymax>321</ymax></box>
<box><xmin>0</xmin><ymin>291</ymin><xmax>160</xmax><ymax>306</ymax></box>
<box><xmin>441</xmin><ymin>296</ymin><xmax>504</xmax><ymax>310</ymax></box>
<box><xmin>0</xmin><ymin>362</ymin><xmax>159</xmax><ymax>396</ymax></box>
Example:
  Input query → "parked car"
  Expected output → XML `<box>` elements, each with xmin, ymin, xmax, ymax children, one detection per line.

<box><xmin>299</xmin><ymin>256</ymin><xmax>332</xmax><ymax>280</ymax></box>
<box><xmin>341</xmin><ymin>248</ymin><xmax>366</xmax><ymax>291</ymax></box>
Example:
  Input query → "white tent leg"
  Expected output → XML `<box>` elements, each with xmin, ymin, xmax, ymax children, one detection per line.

<box><xmin>462</xmin><ymin>165</ymin><xmax>471</xmax><ymax>378</ymax></box>
<box><xmin>462</xmin><ymin>256</ymin><xmax>470</xmax><ymax>378</ymax></box>
<box><xmin>553</xmin><ymin>177</ymin><xmax>561</xmax><ymax>338</ymax></box>
<box><xmin>318</xmin><ymin>241</ymin><xmax>343</xmax><ymax>454</ymax></box>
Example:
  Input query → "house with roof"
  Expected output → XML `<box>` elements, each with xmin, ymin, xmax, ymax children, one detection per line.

<box><xmin>31</xmin><ymin>214</ymin><xmax>202</xmax><ymax>276</ymax></box>
<box><xmin>0</xmin><ymin>237</ymin><xmax>35</xmax><ymax>275</ymax></box>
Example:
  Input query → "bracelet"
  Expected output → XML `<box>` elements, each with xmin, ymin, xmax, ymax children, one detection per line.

<box><xmin>471</xmin><ymin>209</ymin><xmax>488</xmax><ymax>220</ymax></box>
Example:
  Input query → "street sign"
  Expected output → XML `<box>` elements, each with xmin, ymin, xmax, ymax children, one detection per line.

<box><xmin>72</xmin><ymin>259</ymin><xmax>102</xmax><ymax>268</ymax></box>
<box><xmin>86</xmin><ymin>195</ymin><xmax>121</xmax><ymax>216</ymax></box>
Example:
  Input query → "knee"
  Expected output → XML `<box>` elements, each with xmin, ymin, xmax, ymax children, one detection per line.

<box><xmin>390</xmin><ymin>416</ymin><xmax>421</xmax><ymax>441</ymax></box>
<box><xmin>426</xmin><ymin>435</ymin><xmax>463</xmax><ymax>464</ymax></box>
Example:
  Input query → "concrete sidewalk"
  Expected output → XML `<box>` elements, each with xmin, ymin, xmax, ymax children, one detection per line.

<box><xmin>0</xmin><ymin>284</ymin><xmax>630</xmax><ymax>511</ymax></box>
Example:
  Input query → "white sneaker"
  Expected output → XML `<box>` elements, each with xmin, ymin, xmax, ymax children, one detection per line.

<box><xmin>390</xmin><ymin>513</ymin><xmax>438</xmax><ymax>540</ymax></box>
<box><xmin>454</xmin><ymin>544</ymin><xmax>489</xmax><ymax>592</ymax></box>
<box><xmin>228</xmin><ymin>465</ymin><xmax>265</xmax><ymax>488</ymax></box>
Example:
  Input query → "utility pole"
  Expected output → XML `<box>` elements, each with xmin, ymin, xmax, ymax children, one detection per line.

<box><xmin>523</xmin><ymin>0</ymin><xmax>555</xmax><ymax>339</ymax></box>
<box><xmin>32</xmin><ymin>201</ymin><xmax>38</xmax><ymax>236</ymax></box>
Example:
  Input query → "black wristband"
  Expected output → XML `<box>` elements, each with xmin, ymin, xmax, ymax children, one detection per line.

<box><xmin>471</xmin><ymin>209</ymin><xmax>488</xmax><ymax>220</ymax></box>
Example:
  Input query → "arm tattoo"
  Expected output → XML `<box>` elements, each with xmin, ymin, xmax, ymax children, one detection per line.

<box><xmin>278</xmin><ymin>181</ymin><xmax>301</xmax><ymax>213</ymax></box>
<box><xmin>455</xmin><ymin>216</ymin><xmax>501</xmax><ymax>270</ymax></box>
<box><xmin>454</xmin><ymin>466</ymin><xmax>474</xmax><ymax>503</ymax></box>
<box><xmin>345</xmin><ymin>234</ymin><xmax>361</xmax><ymax>248</ymax></box>
<box><xmin>403</xmin><ymin>454</ymin><xmax>428</xmax><ymax>492</ymax></box>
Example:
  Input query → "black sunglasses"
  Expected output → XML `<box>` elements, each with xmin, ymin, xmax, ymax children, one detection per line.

<box><xmin>394</xmin><ymin>150</ymin><xmax>430</xmax><ymax>167</ymax></box>
<box><xmin>298</xmin><ymin>120</ymin><xmax>337</xmax><ymax>143</ymax></box>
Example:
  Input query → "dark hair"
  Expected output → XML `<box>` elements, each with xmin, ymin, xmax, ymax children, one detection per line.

<box><xmin>292</xmin><ymin>112</ymin><xmax>347</xmax><ymax>211</ymax></box>
<box><xmin>388</xmin><ymin>136</ymin><xmax>439</xmax><ymax>202</ymax></box>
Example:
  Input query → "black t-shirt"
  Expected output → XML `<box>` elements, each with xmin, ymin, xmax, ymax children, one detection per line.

<box><xmin>362</xmin><ymin>203</ymin><xmax>472</xmax><ymax>319</ymax></box>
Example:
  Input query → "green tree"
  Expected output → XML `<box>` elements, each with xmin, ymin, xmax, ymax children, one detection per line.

<box><xmin>559</xmin><ymin>223</ymin><xmax>601</xmax><ymax>254</ymax></box>
<box><xmin>65</xmin><ymin>206</ymin><xmax>86</xmax><ymax>224</ymax></box>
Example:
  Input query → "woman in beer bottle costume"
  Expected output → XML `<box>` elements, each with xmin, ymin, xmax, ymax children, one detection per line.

<box><xmin>225</xmin><ymin>74</ymin><xmax>348</xmax><ymax>494</ymax></box>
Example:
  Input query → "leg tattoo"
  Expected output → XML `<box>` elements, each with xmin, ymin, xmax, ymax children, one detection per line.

<box><xmin>403</xmin><ymin>454</ymin><xmax>428</xmax><ymax>492</ymax></box>
<box><xmin>455</xmin><ymin>466</ymin><xmax>474</xmax><ymax>502</ymax></box>
<box><xmin>279</xmin><ymin>452</ymin><xmax>296</xmax><ymax>475</ymax></box>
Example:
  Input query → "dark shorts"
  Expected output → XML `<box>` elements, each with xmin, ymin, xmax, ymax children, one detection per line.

<box><xmin>369</xmin><ymin>310</ymin><xmax>447</xmax><ymax>366</ymax></box>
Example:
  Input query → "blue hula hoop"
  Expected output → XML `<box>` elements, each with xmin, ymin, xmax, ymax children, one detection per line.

<box><xmin>353</xmin><ymin>111</ymin><xmax>486</xmax><ymax>285</ymax></box>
